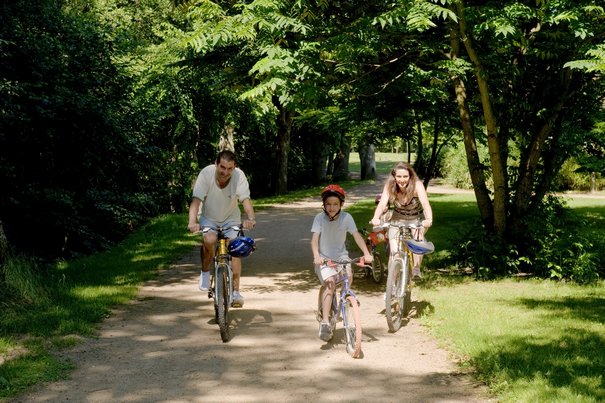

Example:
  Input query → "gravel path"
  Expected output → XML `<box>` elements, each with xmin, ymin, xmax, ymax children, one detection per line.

<box><xmin>12</xmin><ymin>177</ymin><xmax>492</xmax><ymax>403</ymax></box>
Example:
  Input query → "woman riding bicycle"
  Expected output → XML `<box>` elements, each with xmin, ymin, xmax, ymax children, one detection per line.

<box><xmin>311</xmin><ymin>184</ymin><xmax>373</xmax><ymax>342</ymax></box>
<box><xmin>370</xmin><ymin>162</ymin><xmax>433</xmax><ymax>280</ymax></box>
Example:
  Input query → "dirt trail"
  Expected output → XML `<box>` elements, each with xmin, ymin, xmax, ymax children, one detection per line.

<box><xmin>12</xmin><ymin>178</ymin><xmax>492</xmax><ymax>403</ymax></box>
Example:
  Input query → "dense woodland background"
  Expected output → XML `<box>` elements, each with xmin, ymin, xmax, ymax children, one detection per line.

<box><xmin>1</xmin><ymin>0</ymin><xmax>604</xmax><ymax>280</ymax></box>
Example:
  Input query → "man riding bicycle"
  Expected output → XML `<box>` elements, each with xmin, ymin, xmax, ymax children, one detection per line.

<box><xmin>187</xmin><ymin>150</ymin><xmax>256</xmax><ymax>307</ymax></box>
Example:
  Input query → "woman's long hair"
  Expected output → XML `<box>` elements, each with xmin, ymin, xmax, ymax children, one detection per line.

<box><xmin>387</xmin><ymin>162</ymin><xmax>419</xmax><ymax>204</ymax></box>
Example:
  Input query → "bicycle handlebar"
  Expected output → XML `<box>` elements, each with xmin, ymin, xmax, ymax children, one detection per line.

<box><xmin>372</xmin><ymin>221</ymin><xmax>424</xmax><ymax>232</ymax></box>
<box><xmin>323</xmin><ymin>257</ymin><xmax>370</xmax><ymax>268</ymax></box>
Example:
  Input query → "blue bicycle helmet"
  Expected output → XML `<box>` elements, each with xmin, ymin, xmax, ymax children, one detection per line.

<box><xmin>406</xmin><ymin>239</ymin><xmax>435</xmax><ymax>255</ymax></box>
<box><xmin>228</xmin><ymin>236</ymin><xmax>257</xmax><ymax>257</ymax></box>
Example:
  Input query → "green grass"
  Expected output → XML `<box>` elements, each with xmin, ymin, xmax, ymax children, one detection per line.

<box><xmin>418</xmin><ymin>280</ymin><xmax>605</xmax><ymax>402</ymax></box>
<box><xmin>1</xmin><ymin>153</ymin><xmax>604</xmax><ymax>401</ymax></box>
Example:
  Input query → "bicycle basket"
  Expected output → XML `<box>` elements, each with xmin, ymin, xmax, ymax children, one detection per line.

<box><xmin>405</xmin><ymin>239</ymin><xmax>435</xmax><ymax>255</ymax></box>
<box><xmin>369</xmin><ymin>229</ymin><xmax>387</xmax><ymax>246</ymax></box>
<box><xmin>228</xmin><ymin>236</ymin><xmax>257</xmax><ymax>257</ymax></box>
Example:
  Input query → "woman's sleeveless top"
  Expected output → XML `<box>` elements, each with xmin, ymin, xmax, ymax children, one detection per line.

<box><xmin>391</xmin><ymin>196</ymin><xmax>424</xmax><ymax>221</ymax></box>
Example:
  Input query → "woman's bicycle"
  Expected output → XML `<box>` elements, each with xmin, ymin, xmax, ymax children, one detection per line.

<box><xmin>374</xmin><ymin>221</ymin><xmax>434</xmax><ymax>332</ymax></box>
<box><xmin>316</xmin><ymin>257</ymin><xmax>369</xmax><ymax>358</ymax></box>
<box><xmin>200</xmin><ymin>224</ymin><xmax>255</xmax><ymax>343</ymax></box>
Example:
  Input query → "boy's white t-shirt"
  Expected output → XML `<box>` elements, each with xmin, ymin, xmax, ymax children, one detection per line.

<box><xmin>192</xmin><ymin>165</ymin><xmax>251</xmax><ymax>223</ymax></box>
<box><xmin>311</xmin><ymin>211</ymin><xmax>358</xmax><ymax>260</ymax></box>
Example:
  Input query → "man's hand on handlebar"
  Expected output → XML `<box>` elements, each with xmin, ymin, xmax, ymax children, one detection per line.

<box><xmin>188</xmin><ymin>223</ymin><xmax>200</xmax><ymax>233</ymax></box>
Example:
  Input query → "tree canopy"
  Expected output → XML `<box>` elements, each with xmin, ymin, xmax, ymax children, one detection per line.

<box><xmin>1</xmin><ymin>0</ymin><xmax>603</xmax><ymax>281</ymax></box>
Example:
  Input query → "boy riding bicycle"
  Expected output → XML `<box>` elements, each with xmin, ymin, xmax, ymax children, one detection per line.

<box><xmin>311</xmin><ymin>184</ymin><xmax>373</xmax><ymax>342</ymax></box>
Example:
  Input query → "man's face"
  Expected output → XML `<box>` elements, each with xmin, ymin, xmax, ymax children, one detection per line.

<box><xmin>216</xmin><ymin>158</ymin><xmax>236</xmax><ymax>183</ymax></box>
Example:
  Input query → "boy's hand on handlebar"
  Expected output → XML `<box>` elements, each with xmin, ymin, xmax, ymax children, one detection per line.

<box><xmin>313</xmin><ymin>256</ymin><xmax>324</xmax><ymax>265</ymax></box>
<box><xmin>370</xmin><ymin>218</ymin><xmax>380</xmax><ymax>226</ymax></box>
<box><xmin>422</xmin><ymin>219</ymin><xmax>432</xmax><ymax>228</ymax></box>
<box><xmin>363</xmin><ymin>254</ymin><xmax>373</xmax><ymax>264</ymax></box>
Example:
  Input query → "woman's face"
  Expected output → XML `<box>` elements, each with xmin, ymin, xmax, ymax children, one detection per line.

<box><xmin>394</xmin><ymin>168</ymin><xmax>411</xmax><ymax>188</ymax></box>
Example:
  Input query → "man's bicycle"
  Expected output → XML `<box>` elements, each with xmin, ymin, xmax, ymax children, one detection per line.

<box><xmin>374</xmin><ymin>221</ymin><xmax>434</xmax><ymax>332</ymax></box>
<box><xmin>316</xmin><ymin>257</ymin><xmax>369</xmax><ymax>358</ymax></box>
<box><xmin>200</xmin><ymin>224</ymin><xmax>255</xmax><ymax>343</ymax></box>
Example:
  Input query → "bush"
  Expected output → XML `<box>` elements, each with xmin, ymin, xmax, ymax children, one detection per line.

<box><xmin>554</xmin><ymin>158</ymin><xmax>604</xmax><ymax>192</ymax></box>
<box><xmin>452</xmin><ymin>195</ymin><xmax>602</xmax><ymax>283</ymax></box>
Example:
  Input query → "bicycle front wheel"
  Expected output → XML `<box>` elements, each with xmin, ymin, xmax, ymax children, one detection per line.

<box><xmin>343</xmin><ymin>295</ymin><xmax>362</xmax><ymax>358</ymax></box>
<box><xmin>215</xmin><ymin>263</ymin><xmax>230</xmax><ymax>342</ymax></box>
<box><xmin>385</xmin><ymin>258</ymin><xmax>404</xmax><ymax>332</ymax></box>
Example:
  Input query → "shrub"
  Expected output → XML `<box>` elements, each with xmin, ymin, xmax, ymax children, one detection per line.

<box><xmin>452</xmin><ymin>196</ymin><xmax>602</xmax><ymax>283</ymax></box>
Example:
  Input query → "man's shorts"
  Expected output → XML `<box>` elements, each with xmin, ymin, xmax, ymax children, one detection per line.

<box><xmin>198</xmin><ymin>217</ymin><xmax>240</xmax><ymax>239</ymax></box>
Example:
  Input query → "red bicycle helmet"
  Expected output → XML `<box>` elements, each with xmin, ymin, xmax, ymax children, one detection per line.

<box><xmin>321</xmin><ymin>184</ymin><xmax>346</xmax><ymax>203</ymax></box>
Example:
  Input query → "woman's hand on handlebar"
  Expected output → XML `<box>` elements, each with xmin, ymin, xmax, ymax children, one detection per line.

<box><xmin>363</xmin><ymin>254</ymin><xmax>374</xmax><ymax>264</ymax></box>
<box><xmin>370</xmin><ymin>217</ymin><xmax>381</xmax><ymax>226</ymax></box>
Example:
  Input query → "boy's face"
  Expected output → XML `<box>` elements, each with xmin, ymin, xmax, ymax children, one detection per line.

<box><xmin>323</xmin><ymin>196</ymin><xmax>342</xmax><ymax>219</ymax></box>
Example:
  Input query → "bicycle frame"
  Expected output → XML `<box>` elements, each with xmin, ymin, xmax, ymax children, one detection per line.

<box><xmin>318</xmin><ymin>258</ymin><xmax>365</xmax><ymax>358</ymax></box>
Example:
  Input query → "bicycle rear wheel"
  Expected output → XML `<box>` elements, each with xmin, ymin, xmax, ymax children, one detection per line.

<box><xmin>385</xmin><ymin>258</ymin><xmax>404</xmax><ymax>332</ymax></box>
<box><xmin>343</xmin><ymin>295</ymin><xmax>362</xmax><ymax>358</ymax></box>
<box><xmin>370</xmin><ymin>251</ymin><xmax>384</xmax><ymax>283</ymax></box>
<box><xmin>215</xmin><ymin>263</ymin><xmax>230</xmax><ymax>342</ymax></box>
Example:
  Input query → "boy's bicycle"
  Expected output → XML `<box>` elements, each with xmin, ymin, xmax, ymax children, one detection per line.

<box><xmin>316</xmin><ymin>257</ymin><xmax>369</xmax><ymax>358</ymax></box>
<box><xmin>200</xmin><ymin>224</ymin><xmax>255</xmax><ymax>343</ymax></box>
<box><xmin>361</xmin><ymin>227</ymin><xmax>388</xmax><ymax>283</ymax></box>
<box><xmin>374</xmin><ymin>221</ymin><xmax>434</xmax><ymax>332</ymax></box>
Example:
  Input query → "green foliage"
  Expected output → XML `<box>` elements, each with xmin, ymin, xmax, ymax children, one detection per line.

<box><xmin>555</xmin><ymin>158</ymin><xmax>604</xmax><ymax>191</ymax></box>
<box><xmin>453</xmin><ymin>195</ymin><xmax>603</xmax><ymax>283</ymax></box>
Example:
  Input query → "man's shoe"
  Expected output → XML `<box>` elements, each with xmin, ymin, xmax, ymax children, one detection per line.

<box><xmin>232</xmin><ymin>291</ymin><xmax>244</xmax><ymax>308</ymax></box>
<box><xmin>318</xmin><ymin>322</ymin><xmax>332</xmax><ymax>342</ymax></box>
<box><xmin>199</xmin><ymin>271</ymin><xmax>210</xmax><ymax>291</ymax></box>
<box><xmin>412</xmin><ymin>266</ymin><xmax>422</xmax><ymax>281</ymax></box>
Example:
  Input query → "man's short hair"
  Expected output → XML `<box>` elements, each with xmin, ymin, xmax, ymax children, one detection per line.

<box><xmin>216</xmin><ymin>150</ymin><xmax>237</xmax><ymax>165</ymax></box>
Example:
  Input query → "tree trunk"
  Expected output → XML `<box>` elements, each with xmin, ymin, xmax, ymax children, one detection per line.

<box><xmin>274</xmin><ymin>102</ymin><xmax>292</xmax><ymax>195</ymax></box>
<box><xmin>512</xmin><ymin>70</ymin><xmax>571</xmax><ymax>227</ymax></box>
<box><xmin>413</xmin><ymin>109</ymin><xmax>424</xmax><ymax>173</ymax></box>
<box><xmin>358</xmin><ymin>143</ymin><xmax>376</xmax><ymax>180</ymax></box>
<box><xmin>332</xmin><ymin>143</ymin><xmax>350</xmax><ymax>181</ymax></box>
<box><xmin>423</xmin><ymin>114</ymin><xmax>443</xmax><ymax>189</ymax></box>
<box><xmin>456</xmin><ymin>0</ymin><xmax>507</xmax><ymax>236</ymax></box>
<box><xmin>0</xmin><ymin>220</ymin><xmax>9</xmax><ymax>264</ymax></box>
<box><xmin>591</xmin><ymin>172</ymin><xmax>596</xmax><ymax>193</ymax></box>
<box><xmin>219</xmin><ymin>124</ymin><xmax>235</xmax><ymax>152</ymax></box>
<box><xmin>449</xmin><ymin>11</ymin><xmax>494</xmax><ymax>231</ymax></box>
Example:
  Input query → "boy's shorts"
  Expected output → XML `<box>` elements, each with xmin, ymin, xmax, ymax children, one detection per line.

<box><xmin>315</xmin><ymin>263</ymin><xmax>351</xmax><ymax>285</ymax></box>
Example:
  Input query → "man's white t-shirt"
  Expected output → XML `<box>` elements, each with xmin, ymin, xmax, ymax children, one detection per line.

<box><xmin>311</xmin><ymin>211</ymin><xmax>358</xmax><ymax>260</ymax></box>
<box><xmin>192</xmin><ymin>165</ymin><xmax>251</xmax><ymax>223</ymax></box>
